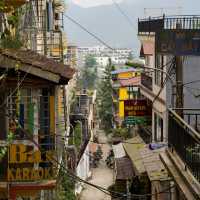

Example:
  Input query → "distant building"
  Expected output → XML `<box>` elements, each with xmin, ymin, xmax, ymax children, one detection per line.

<box><xmin>77</xmin><ymin>46</ymin><xmax>133</xmax><ymax>71</ymax></box>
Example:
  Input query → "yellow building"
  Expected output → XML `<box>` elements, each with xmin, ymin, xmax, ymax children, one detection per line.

<box><xmin>111</xmin><ymin>68</ymin><xmax>142</xmax><ymax>124</ymax></box>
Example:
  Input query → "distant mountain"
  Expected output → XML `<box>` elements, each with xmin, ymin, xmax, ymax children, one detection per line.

<box><xmin>64</xmin><ymin>0</ymin><xmax>200</xmax><ymax>54</ymax></box>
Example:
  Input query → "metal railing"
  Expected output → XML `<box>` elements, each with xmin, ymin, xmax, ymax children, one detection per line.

<box><xmin>172</xmin><ymin>108</ymin><xmax>200</xmax><ymax>132</ymax></box>
<box><xmin>168</xmin><ymin>109</ymin><xmax>200</xmax><ymax>182</ymax></box>
<box><xmin>138</xmin><ymin>15</ymin><xmax>200</xmax><ymax>33</ymax></box>
<box><xmin>141</xmin><ymin>73</ymin><xmax>152</xmax><ymax>91</ymax></box>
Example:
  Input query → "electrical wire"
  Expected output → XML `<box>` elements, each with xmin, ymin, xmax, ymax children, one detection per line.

<box><xmin>6</xmin><ymin>125</ymin><xmax>175</xmax><ymax>198</ymax></box>
<box><xmin>63</xmin><ymin>13</ymin><xmax>114</xmax><ymax>51</ymax></box>
<box><xmin>111</xmin><ymin>0</ymin><xmax>137</xmax><ymax>31</ymax></box>
<box><xmin>0</xmin><ymin>65</ymin><xmax>32</xmax><ymax>108</ymax></box>
<box><xmin>152</xmin><ymin>57</ymin><xmax>176</xmax><ymax>105</ymax></box>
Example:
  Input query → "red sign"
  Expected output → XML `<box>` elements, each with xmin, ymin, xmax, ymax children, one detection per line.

<box><xmin>124</xmin><ymin>100</ymin><xmax>151</xmax><ymax>117</ymax></box>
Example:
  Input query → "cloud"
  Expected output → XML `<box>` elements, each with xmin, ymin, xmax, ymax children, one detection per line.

<box><xmin>72</xmin><ymin>0</ymin><xmax>124</xmax><ymax>8</ymax></box>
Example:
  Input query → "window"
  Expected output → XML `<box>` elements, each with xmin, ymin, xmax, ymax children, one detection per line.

<box><xmin>155</xmin><ymin>55</ymin><xmax>164</xmax><ymax>86</ymax></box>
<box><xmin>7</xmin><ymin>88</ymin><xmax>33</xmax><ymax>139</ymax></box>
<box><xmin>154</xmin><ymin>113</ymin><xmax>164</xmax><ymax>142</ymax></box>
<box><xmin>127</xmin><ymin>86</ymin><xmax>139</xmax><ymax>99</ymax></box>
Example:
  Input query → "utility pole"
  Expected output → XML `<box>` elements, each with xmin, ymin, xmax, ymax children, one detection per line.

<box><xmin>175</xmin><ymin>56</ymin><xmax>184</xmax><ymax>117</ymax></box>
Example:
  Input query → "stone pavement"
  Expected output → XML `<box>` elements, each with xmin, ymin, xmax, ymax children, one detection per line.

<box><xmin>79</xmin><ymin>130</ymin><xmax>114</xmax><ymax>200</ymax></box>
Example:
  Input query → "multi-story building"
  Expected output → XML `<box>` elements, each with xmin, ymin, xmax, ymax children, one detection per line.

<box><xmin>137</xmin><ymin>15</ymin><xmax>200</xmax><ymax>199</ymax></box>
<box><xmin>69</xmin><ymin>90</ymin><xmax>96</xmax><ymax>196</ymax></box>
<box><xmin>64</xmin><ymin>44</ymin><xmax>78</xmax><ymax>67</ymax></box>
<box><xmin>0</xmin><ymin>50</ymin><xmax>74</xmax><ymax>199</ymax></box>
<box><xmin>0</xmin><ymin>0</ymin><xmax>77</xmax><ymax>199</ymax></box>
<box><xmin>111</xmin><ymin>67</ymin><xmax>152</xmax><ymax>128</ymax></box>
<box><xmin>77</xmin><ymin>46</ymin><xmax>133</xmax><ymax>69</ymax></box>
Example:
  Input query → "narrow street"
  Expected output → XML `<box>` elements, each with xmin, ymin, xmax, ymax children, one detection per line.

<box><xmin>80</xmin><ymin>130</ymin><xmax>114</xmax><ymax>200</ymax></box>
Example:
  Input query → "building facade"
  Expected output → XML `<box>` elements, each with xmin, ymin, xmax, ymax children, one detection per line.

<box><xmin>137</xmin><ymin>15</ymin><xmax>200</xmax><ymax>199</ymax></box>
<box><xmin>0</xmin><ymin>0</ymin><xmax>77</xmax><ymax>199</ymax></box>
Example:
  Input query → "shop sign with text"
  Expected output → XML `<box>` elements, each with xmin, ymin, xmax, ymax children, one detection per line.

<box><xmin>124</xmin><ymin>100</ymin><xmax>150</xmax><ymax>117</ymax></box>
<box><xmin>7</xmin><ymin>144</ymin><xmax>55</xmax><ymax>181</ymax></box>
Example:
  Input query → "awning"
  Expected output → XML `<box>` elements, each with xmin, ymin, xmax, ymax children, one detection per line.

<box><xmin>123</xmin><ymin>136</ymin><xmax>169</xmax><ymax>181</ymax></box>
<box><xmin>140</xmin><ymin>42</ymin><xmax>154</xmax><ymax>56</ymax></box>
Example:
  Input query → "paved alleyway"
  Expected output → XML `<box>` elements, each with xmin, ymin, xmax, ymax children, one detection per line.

<box><xmin>80</xmin><ymin>130</ymin><xmax>114</xmax><ymax>200</ymax></box>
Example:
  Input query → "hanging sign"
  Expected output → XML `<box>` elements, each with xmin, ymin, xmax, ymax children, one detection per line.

<box><xmin>124</xmin><ymin>100</ymin><xmax>151</xmax><ymax>117</ymax></box>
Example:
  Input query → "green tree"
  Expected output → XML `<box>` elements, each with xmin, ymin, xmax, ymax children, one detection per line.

<box><xmin>79</xmin><ymin>55</ymin><xmax>98</xmax><ymax>89</ymax></box>
<box><xmin>56</xmin><ymin>167</ymin><xmax>76</xmax><ymax>200</ymax></box>
<box><xmin>85</xmin><ymin>55</ymin><xmax>97</xmax><ymax>68</ymax></box>
<box><xmin>97</xmin><ymin>59</ymin><xmax>115</xmax><ymax>133</ymax></box>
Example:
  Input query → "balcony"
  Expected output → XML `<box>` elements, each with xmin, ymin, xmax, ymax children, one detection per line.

<box><xmin>168</xmin><ymin>109</ymin><xmax>200</xmax><ymax>183</ymax></box>
<box><xmin>138</xmin><ymin>15</ymin><xmax>200</xmax><ymax>33</ymax></box>
<box><xmin>141</xmin><ymin>73</ymin><xmax>152</xmax><ymax>91</ymax></box>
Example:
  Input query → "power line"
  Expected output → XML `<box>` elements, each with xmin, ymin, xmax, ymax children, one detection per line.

<box><xmin>13</xmin><ymin>126</ymin><xmax>175</xmax><ymax>199</ymax></box>
<box><xmin>152</xmin><ymin>57</ymin><xmax>176</xmax><ymax>105</ymax></box>
<box><xmin>111</xmin><ymin>0</ymin><xmax>137</xmax><ymax>31</ymax></box>
<box><xmin>0</xmin><ymin>65</ymin><xmax>32</xmax><ymax>108</ymax></box>
<box><xmin>63</xmin><ymin>13</ymin><xmax>114</xmax><ymax>50</ymax></box>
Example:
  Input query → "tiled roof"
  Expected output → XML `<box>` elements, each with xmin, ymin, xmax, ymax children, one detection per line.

<box><xmin>0</xmin><ymin>49</ymin><xmax>75</xmax><ymax>82</ymax></box>
<box><xmin>140</xmin><ymin>42</ymin><xmax>154</xmax><ymax>56</ymax></box>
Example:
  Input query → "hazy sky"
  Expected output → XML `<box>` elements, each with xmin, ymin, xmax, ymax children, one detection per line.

<box><xmin>71</xmin><ymin>0</ymin><xmax>123</xmax><ymax>7</ymax></box>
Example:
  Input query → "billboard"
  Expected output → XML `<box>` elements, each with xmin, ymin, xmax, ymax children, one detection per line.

<box><xmin>124</xmin><ymin>100</ymin><xmax>151</xmax><ymax>117</ymax></box>
<box><xmin>156</xmin><ymin>30</ymin><xmax>200</xmax><ymax>55</ymax></box>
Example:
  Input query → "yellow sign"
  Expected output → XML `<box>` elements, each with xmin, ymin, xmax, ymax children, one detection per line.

<box><xmin>8</xmin><ymin>144</ymin><xmax>55</xmax><ymax>181</ymax></box>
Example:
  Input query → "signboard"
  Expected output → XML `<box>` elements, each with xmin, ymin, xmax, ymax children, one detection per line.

<box><xmin>7</xmin><ymin>144</ymin><xmax>55</xmax><ymax>181</ymax></box>
<box><xmin>124</xmin><ymin>100</ymin><xmax>151</xmax><ymax>117</ymax></box>
<box><xmin>156</xmin><ymin>30</ymin><xmax>200</xmax><ymax>55</ymax></box>
<box><xmin>124</xmin><ymin>116</ymin><xmax>150</xmax><ymax>126</ymax></box>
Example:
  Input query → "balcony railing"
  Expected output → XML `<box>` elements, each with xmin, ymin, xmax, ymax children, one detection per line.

<box><xmin>172</xmin><ymin>108</ymin><xmax>200</xmax><ymax>132</ymax></box>
<box><xmin>138</xmin><ymin>15</ymin><xmax>200</xmax><ymax>33</ymax></box>
<box><xmin>168</xmin><ymin>109</ymin><xmax>200</xmax><ymax>182</ymax></box>
<box><xmin>141</xmin><ymin>73</ymin><xmax>152</xmax><ymax>91</ymax></box>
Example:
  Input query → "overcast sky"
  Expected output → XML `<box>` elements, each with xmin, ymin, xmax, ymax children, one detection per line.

<box><xmin>71</xmin><ymin>0</ymin><xmax>123</xmax><ymax>7</ymax></box>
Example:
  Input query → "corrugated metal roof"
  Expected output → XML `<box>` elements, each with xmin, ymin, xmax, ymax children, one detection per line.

<box><xmin>123</xmin><ymin>136</ymin><xmax>169</xmax><ymax>181</ymax></box>
<box><xmin>115</xmin><ymin>157</ymin><xmax>135</xmax><ymax>180</ymax></box>
<box><xmin>123</xmin><ymin>136</ymin><xmax>146</xmax><ymax>175</ymax></box>
<box><xmin>112</xmin><ymin>143</ymin><xmax>126</xmax><ymax>158</ymax></box>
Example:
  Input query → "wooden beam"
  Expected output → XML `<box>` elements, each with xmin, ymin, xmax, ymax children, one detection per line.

<box><xmin>0</xmin><ymin>55</ymin><xmax>60</xmax><ymax>83</ymax></box>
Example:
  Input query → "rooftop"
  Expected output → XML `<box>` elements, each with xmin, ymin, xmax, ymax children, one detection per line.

<box><xmin>115</xmin><ymin>157</ymin><xmax>135</xmax><ymax>180</ymax></box>
<box><xmin>111</xmin><ymin>67</ymin><xmax>141</xmax><ymax>75</ymax></box>
<box><xmin>0</xmin><ymin>49</ymin><xmax>75</xmax><ymax>84</ymax></box>
<box><xmin>138</xmin><ymin>15</ymin><xmax>200</xmax><ymax>33</ymax></box>
<box><xmin>123</xmin><ymin>136</ymin><xmax>170</xmax><ymax>181</ymax></box>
